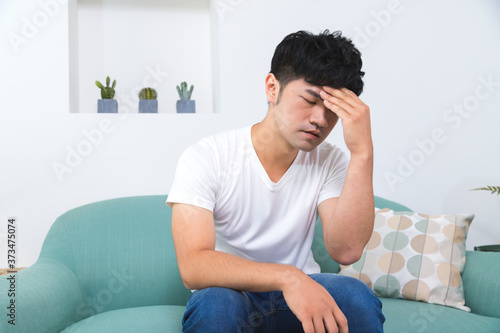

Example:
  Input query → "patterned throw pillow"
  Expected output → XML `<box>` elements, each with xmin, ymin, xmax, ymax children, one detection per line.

<box><xmin>338</xmin><ymin>208</ymin><xmax>474</xmax><ymax>312</ymax></box>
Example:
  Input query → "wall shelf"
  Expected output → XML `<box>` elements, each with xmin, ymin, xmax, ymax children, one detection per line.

<box><xmin>68</xmin><ymin>0</ymin><xmax>218</xmax><ymax>114</ymax></box>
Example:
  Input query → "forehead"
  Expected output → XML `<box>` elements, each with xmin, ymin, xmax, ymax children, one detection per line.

<box><xmin>283</xmin><ymin>78</ymin><xmax>322</xmax><ymax>97</ymax></box>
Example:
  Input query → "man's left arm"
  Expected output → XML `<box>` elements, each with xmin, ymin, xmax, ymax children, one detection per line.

<box><xmin>318</xmin><ymin>87</ymin><xmax>374</xmax><ymax>265</ymax></box>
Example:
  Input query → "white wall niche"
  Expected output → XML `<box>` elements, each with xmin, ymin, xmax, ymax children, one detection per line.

<box><xmin>70</xmin><ymin>0</ymin><xmax>215</xmax><ymax>114</ymax></box>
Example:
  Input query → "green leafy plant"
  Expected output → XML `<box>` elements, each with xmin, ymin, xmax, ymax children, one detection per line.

<box><xmin>95</xmin><ymin>76</ymin><xmax>116</xmax><ymax>99</ymax></box>
<box><xmin>471</xmin><ymin>186</ymin><xmax>500</xmax><ymax>195</ymax></box>
<box><xmin>176</xmin><ymin>82</ymin><xmax>194</xmax><ymax>100</ymax></box>
<box><xmin>139</xmin><ymin>87</ymin><xmax>157</xmax><ymax>100</ymax></box>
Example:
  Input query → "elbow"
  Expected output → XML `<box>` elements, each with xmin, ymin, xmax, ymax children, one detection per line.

<box><xmin>179</xmin><ymin>268</ymin><xmax>200</xmax><ymax>290</ymax></box>
<box><xmin>180</xmin><ymin>271</ymin><xmax>193</xmax><ymax>290</ymax></box>
<box><xmin>327</xmin><ymin>246</ymin><xmax>364</xmax><ymax>266</ymax></box>
<box><xmin>176</xmin><ymin>249</ymin><xmax>213</xmax><ymax>290</ymax></box>
<box><xmin>178</xmin><ymin>260</ymin><xmax>209</xmax><ymax>290</ymax></box>
<box><xmin>182</xmin><ymin>279</ymin><xmax>195</xmax><ymax>290</ymax></box>
<box><xmin>335</xmin><ymin>251</ymin><xmax>363</xmax><ymax>266</ymax></box>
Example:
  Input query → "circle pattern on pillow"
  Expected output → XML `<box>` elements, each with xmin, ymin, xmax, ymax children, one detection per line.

<box><xmin>407</xmin><ymin>255</ymin><xmax>435</xmax><ymax>278</ymax></box>
<box><xmin>366</xmin><ymin>231</ymin><xmax>382</xmax><ymax>250</ymax></box>
<box><xmin>437</xmin><ymin>263</ymin><xmax>462</xmax><ymax>288</ymax></box>
<box><xmin>351</xmin><ymin>252</ymin><xmax>377</xmax><ymax>272</ymax></box>
<box><xmin>357</xmin><ymin>273</ymin><xmax>373</xmax><ymax>289</ymax></box>
<box><xmin>410</xmin><ymin>235</ymin><xmax>438</xmax><ymax>254</ymax></box>
<box><xmin>374</xmin><ymin>275</ymin><xmax>401</xmax><ymax>298</ymax></box>
<box><xmin>415</xmin><ymin>219</ymin><xmax>441</xmax><ymax>234</ymax></box>
<box><xmin>378</xmin><ymin>252</ymin><xmax>405</xmax><ymax>273</ymax></box>
<box><xmin>402</xmin><ymin>280</ymin><xmax>431</xmax><ymax>301</ymax></box>
<box><xmin>338</xmin><ymin>208</ymin><xmax>474</xmax><ymax>312</ymax></box>
<box><xmin>443</xmin><ymin>224</ymin><xmax>465</xmax><ymax>244</ymax></box>
<box><xmin>388</xmin><ymin>215</ymin><xmax>413</xmax><ymax>230</ymax></box>
<box><xmin>383</xmin><ymin>232</ymin><xmax>409</xmax><ymax>251</ymax></box>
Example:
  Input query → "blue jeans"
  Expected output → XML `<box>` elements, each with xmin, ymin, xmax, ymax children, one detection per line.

<box><xmin>182</xmin><ymin>273</ymin><xmax>385</xmax><ymax>332</ymax></box>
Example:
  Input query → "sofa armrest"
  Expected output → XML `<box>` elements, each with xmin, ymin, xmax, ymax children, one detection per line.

<box><xmin>462</xmin><ymin>251</ymin><xmax>500</xmax><ymax>318</ymax></box>
<box><xmin>0</xmin><ymin>258</ymin><xmax>86</xmax><ymax>333</ymax></box>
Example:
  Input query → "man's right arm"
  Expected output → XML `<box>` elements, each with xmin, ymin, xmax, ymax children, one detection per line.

<box><xmin>171</xmin><ymin>202</ymin><xmax>348</xmax><ymax>333</ymax></box>
<box><xmin>171</xmin><ymin>202</ymin><xmax>293</xmax><ymax>291</ymax></box>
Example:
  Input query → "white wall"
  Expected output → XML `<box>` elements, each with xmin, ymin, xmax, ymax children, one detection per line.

<box><xmin>1</xmin><ymin>0</ymin><xmax>499</xmax><ymax>267</ymax></box>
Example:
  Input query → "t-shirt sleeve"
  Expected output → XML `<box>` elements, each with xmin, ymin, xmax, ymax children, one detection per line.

<box><xmin>317</xmin><ymin>148</ymin><xmax>349</xmax><ymax>205</ymax></box>
<box><xmin>166</xmin><ymin>140</ymin><xmax>218</xmax><ymax>212</ymax></box>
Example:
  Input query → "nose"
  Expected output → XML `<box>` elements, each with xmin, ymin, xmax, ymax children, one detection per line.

<box><xmin>309</xmin><ymin>105</ymin><xmax>329</xmax><ymax>128</ymax></box>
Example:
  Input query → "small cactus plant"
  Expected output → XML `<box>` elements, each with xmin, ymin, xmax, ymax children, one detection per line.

<box><xmin>95</xmin><ymin>76</ymin><xmax>116</xmax><ymax>99</ymax></box>
<box><xmin>176</xmin><ymin>82</ymin><xmax>194</xmax><ymax>100</ymax></box>
<box><xmin>139</xmin><ymin>87</ymin><xmax>157</xmax><ymax>100</ymax></box>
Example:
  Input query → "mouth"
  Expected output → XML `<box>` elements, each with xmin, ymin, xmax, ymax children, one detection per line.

<box><xmin>303</xmin><ymin>130</ymin><xmax>320</xmax><ymax>138</ymax></box>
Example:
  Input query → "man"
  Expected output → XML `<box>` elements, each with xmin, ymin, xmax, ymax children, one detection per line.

<box><xmin>167</xmin><ymin>30</ymin><xmax>385</xmax><ymax>333</ymax></box>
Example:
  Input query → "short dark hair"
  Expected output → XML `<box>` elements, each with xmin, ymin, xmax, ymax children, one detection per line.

<box><xmin>270</xmin><ymin>30</ymin><xmax>365</xmax><ymax>101</ymax></box>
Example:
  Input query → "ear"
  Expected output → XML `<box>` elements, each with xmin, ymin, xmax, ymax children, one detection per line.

<box><xmin>265</xmin><ymin>73</ymin><xmax>280</xmax><ymax>105</ymax></box>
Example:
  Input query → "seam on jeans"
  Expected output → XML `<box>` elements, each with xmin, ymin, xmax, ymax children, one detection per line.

<box><xmin>270</xmin><ymin>291</ymin><xmax>276</xmax><ymax>313</ymax></box>
<box><xmin>248</xmin><ymin>291</ymin><xmax>277</xmax><ymax>331</ymax></box>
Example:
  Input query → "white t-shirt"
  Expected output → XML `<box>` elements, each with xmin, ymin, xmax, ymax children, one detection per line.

<box><xmin>167</xmin><ymin>126</ymin><xmax>349</xmax><ymax>274</ymax></box>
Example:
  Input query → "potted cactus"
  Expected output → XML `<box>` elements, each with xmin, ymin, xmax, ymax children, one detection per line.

<box><xmin>176</xmin><ymin>82</ymin><xmax>195</xmax><ymax>113</ymax></box>
<box><xmin>138</xmin><ymin>87</ymin><xmax>158</xmax><ymax>113</ymax></box>
<box><xmin>95</xmin><ymin>76</ymin><xmax>117</xmax><ymax>113</ymax></box>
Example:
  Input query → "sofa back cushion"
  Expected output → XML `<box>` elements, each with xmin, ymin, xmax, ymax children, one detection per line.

<box><xmin>39</xmin><ymin>195</ymin><xmax>192</xmax><ymax>315</ymax></box>
<box><xmin>40</xmin><ymin>195</ymin><xmax>412</xmax><ymax>315</ymax></box>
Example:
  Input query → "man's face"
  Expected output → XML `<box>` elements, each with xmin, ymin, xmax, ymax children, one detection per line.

<box><xmin>271</xmin><ymin>78</ymin><xmax>339</xmax><ymax>152</ymax></box>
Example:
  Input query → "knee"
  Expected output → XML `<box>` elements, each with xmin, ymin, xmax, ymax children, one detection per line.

<box><xmin>311</xmin><ymin>274</ymin><xmax>384</xmax><ymax>332</ymax></box>
<box><xmin>183</xmin><ymin>288</ymin><xmax>253</xmax><ymax>333</ymax></box>
<box><xmin>336</xmin><ymin>276</ymin><xmax>385</xmax><ymax>332</ymax></box>
<box><xmin>341</xmin><ymin>276</ymin><xmax>382</xmax><ymax>309</ymax></box>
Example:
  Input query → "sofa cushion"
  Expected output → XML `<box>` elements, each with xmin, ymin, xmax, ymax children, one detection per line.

<box><xmin>61</xmin><ymin>305</ymin><xmax>185</xmax><ymax>332</ymax></box>
<box><xmin>380</xmin><ymin>298</ymin><xmax>500</xmax><ymax>333</ymax></box>
<box><xmin>339</xmin><ymin>209</ymin><xmax>473</xmax><ymax>311</ymax></box>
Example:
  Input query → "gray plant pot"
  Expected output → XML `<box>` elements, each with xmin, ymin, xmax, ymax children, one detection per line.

<box><xmin>176</xmin><ymin>100</ymin><xmax>195</xmax><ymax>113</ymax></box>
<box><xmin>139</xmin><ymin>100</ymin><xmax>158</xmax><ymax>113</ymax></box>
<box><xmin>97</xmin><ymin>99</ymin><xmax>118</xmax><ymax>113</ymax></box>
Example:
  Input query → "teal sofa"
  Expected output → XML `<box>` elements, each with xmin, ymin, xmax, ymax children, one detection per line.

<box><xmin>1</xmin><ymin>195</ymin><xmax>499</xmax><ymax>332</ymax></box>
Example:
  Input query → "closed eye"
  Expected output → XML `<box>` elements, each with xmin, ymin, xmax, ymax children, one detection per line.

<box><xmin>302</xmin><ymin>97</ymin><xmax>316</xmax><ymax>105</ymax></box>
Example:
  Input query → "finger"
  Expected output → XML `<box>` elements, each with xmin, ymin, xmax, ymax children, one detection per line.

<box><xmin>332</xmin><ymin>307</ymin><xmax>349</xmax><ymax>333</ymax></box>
<box><xmin>302</xmin><ymin>320</ymin><xmax>315</xmax><ymax>333</ymax></box>
<box><xmin>320</xmin><ymin>92</ymin><xmax>355</xmax><ymax>115</ymax></box>
<box><xmin>323</xmin><ymin>99</ymin><xmax>350</xmax><ymax>120</ymax></box>
<box><xmin>312</xmin><ymin>316</ymin><xmax>326</xmax><ymax>333</ymax></box>
<box><xmin>322</xmin><ymin>86</ymin><xmax>356</xmax><ymax>100</ymax></box>
<box><xmin>323</xmin><ymin>314</ymin><xmax>339</xmax><ymax>333</ymax></box>
<box><xmin>322</xmin><ymin>87</ymin><xmax>364</xmax><ymax>109</ymax></box>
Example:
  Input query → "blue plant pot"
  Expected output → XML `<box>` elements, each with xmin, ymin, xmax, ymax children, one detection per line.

<box><xmin>97</xmin><ymin>99</ymin><xmax>118</xmax><ymax>113</ymax></box>
<box><xmin>139</xmin><ymin>100</ymin><xmax>158</xmax><ymax>113</ymax></box>
<box><xmin>176</xmin><ymin>100</ymin><xmax>195</xmax><ymax>113</ymax></box>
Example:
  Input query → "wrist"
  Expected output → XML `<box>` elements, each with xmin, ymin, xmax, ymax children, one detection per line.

<box><xmin>349</xmin><ymin>140</ymin><xmax>373</xmax><ymax>159</ymax></box>
<box><xmin>277</xmin><ymin>265</ymin><xmax>305</xmax><ymax>292</ymax></box>
<box><xmin>350</xmin><ymin>150</ymin><xmax>373</xmax><ymax>163</ymax></box>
